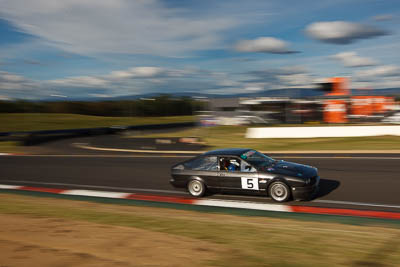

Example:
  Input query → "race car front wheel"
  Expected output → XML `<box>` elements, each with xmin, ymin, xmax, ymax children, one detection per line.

<box><xmin>268</xmin><ymin>181</ymin><xmax>290</xmax><ymax>202</ymax></box>
<box><xmin>187</xmin><ymin>180</ymin><xmax>206</xmax><ymax>197</ymax></box>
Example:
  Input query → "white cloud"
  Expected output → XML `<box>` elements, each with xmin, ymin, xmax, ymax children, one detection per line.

<box><xmin>88</xmin><ymin>93</ymin><xmax>112</xmax><ymax>98</ymax></box>
<box><xmin>49</xmin><ymin>66</ymin><xmax>197</xmax><ymax>91</ymax></box>
<box><xmin>305</xmin><ymin>21</ymin><xmax>387</xmax><ymax>44</ymax></box>
<box><xmin>330</xmin><ymin>51</ymin><xmax>377</xmax><ymax>67</ymax></box>
<box><xmin>110</xmin><ymin>67</ymin><xmax>164</xmax><ymax>79</ymax></box>
<box><xmin>49</xmin><ymin>76</ymin><xmax>109</xmax><ymax>87</ymax></box>
<box><xmin>246</xmin><ymin>65</ymin><xmax>308</xmax><ymax>81</ymax></box>
<box><xmin>276</xmin><ymin>65</ymin><xmax>308</xmax><ymax>75</ymax></box>
<box><xmin>0</xmin><ymin>0</ymin><xmax>236</xmax><ymax>56</ymax></box>
<box><xmin>0</xmin><ymin>82</ymin><xmax>24</xmax><ymax>90</ymax></box>
<box><xmin>244</xmin><ymin>84</ymin><xmax>264</xmax><ymax>91</ymax></box>
<box><xmin>352</xmin><ymin>77</ymin><xmax>400</xmax><ymax>90</ymax></box>
<box><xmin>372</xmin><ymin>14</ymin><xmax>394</xmax><ymax>22</ymax></box>
<box><xmin>0</xmin><ymin>72</ymin><xmax>25</xmax><ymax>83</ymax></box>
<box><xmin>353</xmin><ymin>64</ymin><xmax>400</xmax><ymax>88</ymax></box>
<box><xmin>234</xmin><ymin>37</ymin><xmax>297</xmax><ymax>54</ymax></box>
<box><xmin>0</xmin><ymin>71</ymin><xmax>36</xmax><ymax>90</ymax></box>
<box><xmin>0</xmin><ymin>71</ymin><xmax>47</xmax><ymax>99</ymax></box>
<box><xmin>244</xmin><ymin>65</ymin><xmax>318</xmax><ymax>89</ymax></box>
<box><xmin>355</xmin><ymin>65</ymin><xmax>400</xmax><ymax>79</ymax></box>
<box><xmin>375</xmin><ymin>78</ymin><xmax>400</xmax><ymax>89</ymax></box>
<box><xmin>130</xmin><ymin>67</ymin><xmax>163</xmax><ymax>78</ymax></box>
<box><xmin>277</xmin><ymin>73</ymin><xmax>314</xmax><ymax>87</ymax></box>
<box><xmin>40</xmin><ymin>66</ymin><xmax>247</xmax><ymax>97</ymax></box>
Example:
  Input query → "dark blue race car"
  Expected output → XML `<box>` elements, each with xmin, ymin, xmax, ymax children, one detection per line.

<box><xmin>170</xmin><ymin>148</ymin><xmax>319</xmax><ymax>202</ymax></box>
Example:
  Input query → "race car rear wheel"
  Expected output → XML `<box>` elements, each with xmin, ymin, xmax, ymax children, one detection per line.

<box><xmin>268</xmin><ymin>181</ymin><xmax>290</xmax><ymax>202</ymax></box>
<box><xmin>187</xmin><ymin>180</ymin><xmax>206</xmax><ymax>197</ymax></box>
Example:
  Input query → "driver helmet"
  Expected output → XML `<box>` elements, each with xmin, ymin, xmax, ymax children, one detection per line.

<box><xmin>230</xmin><ymin>160</ymin><xmax>240</xmax><ymax>166</ymax></box>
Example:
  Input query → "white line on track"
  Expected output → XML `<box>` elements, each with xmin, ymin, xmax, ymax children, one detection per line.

<box><xmin>280</xmin><ymin>156</ymin><xmax>400</xmax><ymax>160</ymax></box>
<box><xmin>197</xmin><ymin>199</ymin><xmax>290</xmax><ymax>212</ymax></box>
<box><xmin>312</xmin><ymin>199</ymin><xmax>400</xmax><ymax>209</ymax></box>
<box><xmin>74</xmin><ymin>143</ymin><xmax>203</xmax><ymax>154</ymax></box>
<box><xmin>4</xmin><ymin>154</ymin><xmax>191</xmax><ymax>158</ymax></box>
<box><xmin>62</xmin><ymin>189</ymin><xmax>131</xmax><ymax>198</ymax></box>
<box><xmin>0</xmin><ymin>184</ymin><xmax>21</xmax><ymax>189</ymax></box>
<box><xmin>0</xmin><ymin>180</ymin><xmax>187</xmax><ymax>194</ymax></box>
<box><xmin>72</xmin><ymin>144</ymin><xmax>400</xmax><ymax>159</ymax></box>
<box><xmin>211</xmin><ymin>194</ymin><xmax>270</xmax><ymax>200</ymax></box>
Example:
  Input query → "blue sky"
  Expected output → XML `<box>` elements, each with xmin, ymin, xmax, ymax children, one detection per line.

<box><xmin>0</xmin><ymin>0</ymin><xmax>399</xmax><ymax>99</ymax></box>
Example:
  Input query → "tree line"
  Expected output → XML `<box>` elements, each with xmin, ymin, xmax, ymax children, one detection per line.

<box><xmin>0</xmin><ymin>95</ymin><xmax>206</xmax><ymax>117</ymax></box>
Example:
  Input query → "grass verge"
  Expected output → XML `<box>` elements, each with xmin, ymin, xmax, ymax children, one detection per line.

<box><xmin>128</xmin><ymin>125</ymin><xmax>400</xmax><ymax>151</ymax></box>
<box><xmin>0</xmin><ymin>113</ymin><xmax>195</xmax><ymax>132</ymax></box>
<box><xmin>0</xmin><ymin>141</ymin><xmax>21</xmax><ymax>153</ymax></box>
<box><xmin>1</xmin><ymin>193</ymin><xmax>400</xmax><ymax>266</ymax></box>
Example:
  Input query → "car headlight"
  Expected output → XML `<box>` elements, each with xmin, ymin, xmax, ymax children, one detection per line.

<box><xmin>173</xmin><ymin>164</ymin><xmax>184</xmax><ymax>170</ymax></box>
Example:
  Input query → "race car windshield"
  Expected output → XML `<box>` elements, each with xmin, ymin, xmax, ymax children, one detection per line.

<box><xmin>241</xmin><ymin>150</ymin><xmax>274</xmax><ymax>170</ymax></box>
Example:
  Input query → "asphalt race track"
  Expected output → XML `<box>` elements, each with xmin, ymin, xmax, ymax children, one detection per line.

<box><xmin>1</xmin><ymin>135</ymin><xmax>400</xmax><ymax>212</ymax></box>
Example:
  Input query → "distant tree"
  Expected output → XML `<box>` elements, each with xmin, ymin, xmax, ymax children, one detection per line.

<box><xmin>0</xmin><ymin>95</ymin><xmax>206</xmax><ymax>116</ymax></box>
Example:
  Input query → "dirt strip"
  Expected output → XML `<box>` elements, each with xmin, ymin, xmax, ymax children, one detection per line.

<box><xmin>0</xmin><ymin>214</ymin><xmax>226</xmax><ymax>267</ymax></box>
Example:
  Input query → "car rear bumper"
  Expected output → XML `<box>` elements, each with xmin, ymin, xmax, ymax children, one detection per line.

<box><xmin>292</xmin><ymin>176</ymin><xmax>320</xmax><ymax>200</ymax></box>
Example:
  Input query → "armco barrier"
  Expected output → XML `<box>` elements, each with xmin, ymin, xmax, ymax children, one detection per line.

<box><xmin>0</xmin><ymin>122</ymin><xmax>196</xmax><ymax>145</ymax></box>
<box><xmin>246</xmin><ymin>125</ymin><xmax>400</xmax><ymax>138</ymax></box>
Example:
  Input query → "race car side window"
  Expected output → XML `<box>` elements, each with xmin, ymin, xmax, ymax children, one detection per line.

<box><xmin>184</xmin><ymin>156</ymin><xmax>218</xmax><ymax>171</ymax></box>
<box><xmin>219</xmin><ymin>157</ymin><xmax>241</xmax><ymax>172</ymax></box>
<box><xmin>241</xmin><ymin>160</ymin><xmax>256</xmax><ymax>172</ymax></box>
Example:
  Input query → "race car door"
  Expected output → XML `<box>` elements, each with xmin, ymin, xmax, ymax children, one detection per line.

<box><xmin>184</xmin><ymin>155</ymin><xmax>220</xmax><ymax>188</ymax></box>
<box><xmin>218</xmin><ymin>156</ymin><xmax>259</xmax><ymax>191</ymax></box>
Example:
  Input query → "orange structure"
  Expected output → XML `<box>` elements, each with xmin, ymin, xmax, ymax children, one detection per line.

<box><xmin>327</xmin><ymin>77</ymin><xmax>350</xmax><ymax>96</ymax></box>
<box><xmin>372</xmin><ymin>96</ymin><xmax>386</xmax><ymax>114</ymax></box>
<box><xmin>350</xmin><ymin>96</ymin><xmax>395</xmax><ymax>117</ymax></box>
<box><xmin>323</xmin><ymin>99</ymin><xmax>348</xmax><ymax>123</ymax></box>
<box><xmin>321</xmin><ymin>77</ymin><xmax>396</xmax><ymax>123</ymax></box>
<box><xmin>350</xmin><ymin>96</ymin><xmax>373</xmax><ymax>116</ymax></box>
<box><xmin>323</xmin><ymin>77</ymin><xmax>349</xmax><ymax>123</ymax></box>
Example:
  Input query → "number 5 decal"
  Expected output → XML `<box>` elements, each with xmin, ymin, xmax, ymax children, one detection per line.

<box><xmin>241</xmin><ymin>177</ymin><xmax>259</xmax><ymax>190</ymax></box>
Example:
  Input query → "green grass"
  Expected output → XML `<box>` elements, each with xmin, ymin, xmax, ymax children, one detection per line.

<box><xmin>0</xmin><ymin>141</ymin><xmax>20</xmax><ymax>153</ymax></box>
<box><xmin>1</xmin><ymin>193</ymin><xmax>400</xmax><ymax>267</ymax></box>
<box><xmin>0</xmin><ymin>113</ymin><xmax>195</xmax><ymax>132</ymax></box>
<box><xmin>129</xmin><ymin>126</ymin><xmax>400</xmax><ymax>151</ymax></box>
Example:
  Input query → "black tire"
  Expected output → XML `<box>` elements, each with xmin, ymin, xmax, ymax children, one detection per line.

<box><xmin>268</xmin><ymin>181</ymin><xmax>291</xmax><ymax>202</ymax></box>
<box><xmin>187</xmin><ymin>179</ymin><xmax>206</xmax><ymax>197</ymax></box>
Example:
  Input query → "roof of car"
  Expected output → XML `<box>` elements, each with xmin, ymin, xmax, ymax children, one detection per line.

<box><xmin>203</xmin><ymin>148</ymin><xmax>253</xmax><ymax>156</ymax></box>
